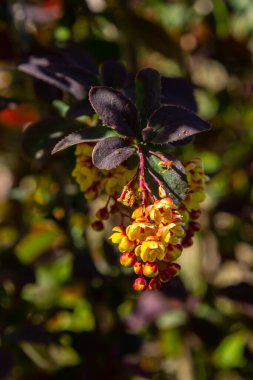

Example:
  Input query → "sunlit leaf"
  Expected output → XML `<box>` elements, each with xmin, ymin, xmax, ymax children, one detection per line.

<box><xmin>213</xmin><ymin>331</ymin><xmax>247</xmax><ymax>368</ymax></box>
<box><xmin>146</xmin><ymin>151</ymin><xmax>188</xmax><ymax>206</ymax></box>
<box><xmin>15</xmin><ymin>220</ymin><xmax>64</xmax><ymax>264</ymax></box>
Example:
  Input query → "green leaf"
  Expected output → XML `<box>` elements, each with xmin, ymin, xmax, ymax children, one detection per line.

<box><xmin>213</xmin><ymin>331</ymin><xmax>247</xmax><ymax>368</ymax></box>
<box><xmin>15</xmin><ymin>221</ymin><xmax>64</xmax><ymax>264</ymax></box>
<box><xmin>146</xmin><ymin>151</ymin><xmax>188</xmax><ymax>206</ymax></box>
<box><xmin>52</xmin><ymin>126</ymin><xmax>123</xmax><ymax>154</ymax></box>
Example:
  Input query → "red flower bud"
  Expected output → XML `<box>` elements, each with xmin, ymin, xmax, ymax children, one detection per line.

<box><xmin>120</xmin><ymin>252</ymin><xmax>136</xmax><ymax>267</ymax></box>
<box><xmin>159</xmin><ymin>270</ymin><xmax>171</xmax><ymax>283</ymax></box>
<box><xmin>96</xmin><ymin>207</ymin><xmax>109</xmax><ymax>220</ymax></box>
<box><xmin>166</xmin><ymin>263</ymin><xmax>181</xmax><ymax>277</ymax></box>
<box><xmin>133</xmin><ymin>277</ymin><xmax>148</xmax><ymax>292</ymax></box>
<box><xmin>189</xmin><ymin>221</ymin><xmax>201</xmax><ymax>232</ymax></box>
<box><xmin>91</xmin><ymin>220</ymin><xmax>104</xmax><ymax>231</ymax></box>
<box><xmin>190</xmin><ymin>209</ymin><xmax>201</xmax><ymax>220</ymax></box>
<box><xmin>133</xmin><ymin>261</ymin><xmax>143</xmax><ymax>275</ymax></box>
<box><xmin>142</xmin><ymin>262</ymin><xmax>159</xmax><ymax>278</ymax></box>
<box><xmin>148</xmin><ymin>278</ymin><xmax>161</xmax><ymax>290</ymax></box>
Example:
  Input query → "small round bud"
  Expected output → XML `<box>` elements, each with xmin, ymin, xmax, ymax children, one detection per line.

<box><xmin>91</xmin><ymin>220</ymin><xmax>104</xmax><ymax>231</ymax></box>
<box><xmin>96</xmin><ymin>207</ymin><xmax>109</xmax><ymax>220</ymax></box>
<box><xmin>133</xmin><ymin>277</ymin><xmax>148</xmax><ymax>292</ymax></box>
<box><xmin>190</xmin><ymin>209</ymin><xmax>201</xmax><ymax>220</ymax></box>
<box><xmin>142</xmin><ymin>262</ymin><xmax>159</xmax><ymax>278</ymax></box>
<box><xmin>120</xmin><ymin>252</ymin><xmax>136</xmax><ymax>267</ymax></box>
<box><xmin>166</xmin><ymin>263</ymin><xmax>181</xmax><ymax>277</ymax></box>
<box><xmin>189</xmin><ymin>221</ymin><xmax>201</xmax><ymax>232</ymax></box>
<box><xmin>133</xmin><ymin>261</ymin><xmax>143</xmax><ymax>275</ymax></box>
<box><xmin>148</xmin><ymin>278</ymin><xmax>161</xmax><ymax>290</ymax></box>
<box><xmin>159</xmin><ymin>270</ymin><xmax>171</xmax><ymax>283</ymax></box>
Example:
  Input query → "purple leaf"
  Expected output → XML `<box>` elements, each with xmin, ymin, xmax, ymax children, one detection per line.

<box><xmin>135</xmin><ymin>68</ymin><xmax>161</xmax><ymax>121</ymax></box>
<box><xmin>100</xmin><ymin>60</ymin><xmax>127</xmax><ymax>88</ymax></box>
<box><xmin>18</xmin><ymin>57</ymin><xmax>86</xmax><ymax>100</ymax></box>
<box><xmin>45</xmin><ymin>64</ymin><xmax>98</xmax><ymax>88</ymax></box>
<box><xmin>92</xmin><ymin>137</ymin><xmax>135</xmax><ymax>170</ymax></box>
<box><xmin>89</xmin><ymin>87</ymin><xmax>139</xmax><ymax>137</ymax></box>
<box><xmin>52</xmin><ymin>126</ymin><xmax>122</xmax><ymax>154</ymax></box>
<box><xmin>66</xmin><ymin>99</ymin><xmax>94</xmax><ymax>118</ymax></box>
<box><xmin>22</xmin><ymin>117</ymin><xmax>83</xmax><ymax>160</ymax></box>
<box><xmin>161</xmin><ymin>76</ymin><xmax>197</xmax><ymax>113</ymax></box>
<box><xmin>55</xmin><ymin>45</ymin><xmax>97</xmax><ymax>74</ymax></box>
<box><xmin>143</xmin><ymin>105</ymin><xmax>211</xmax><ymax>143</ymax></box>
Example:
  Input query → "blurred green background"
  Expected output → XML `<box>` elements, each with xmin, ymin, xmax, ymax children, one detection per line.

<box><xmin>0</xmin><ymin>1</ymin><xmax>253</xmax><ymax>379</ymax></box>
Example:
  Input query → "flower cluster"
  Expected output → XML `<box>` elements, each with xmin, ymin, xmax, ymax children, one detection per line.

<box><xmin>73</xmin><ymin>143</ymin><xmax>136</xmax><ymax>201</ymax></box>
<box><xmin>110</xmin><ymin>197</ymin><xmax>185</xmax><ymax>291</ymax></box>
<box><xmin>109</xmin><ymin>158</ymin><xmax>207</xmax><ymax>291</ymax></box>
<box><xmin>180</xmin><ymin>158</ymin><xmax>207</xmax><ymax>248</ymax></box>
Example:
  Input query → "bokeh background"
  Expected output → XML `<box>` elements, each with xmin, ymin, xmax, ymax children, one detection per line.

<box><xmin>1</xmin><ymin>1</ymin><xmax>253</xmax><ymax>379</ymax></box>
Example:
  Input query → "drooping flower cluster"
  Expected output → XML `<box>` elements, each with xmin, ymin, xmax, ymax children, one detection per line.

<box><xmin>109</xmin><ymin>157</ymin><xmax>207</xmax><ymax>291</ymax></box>
<box><xmin>110</xmin><ymin>197</ymin><xmax>185</xmax><ymax>290</ymax></box>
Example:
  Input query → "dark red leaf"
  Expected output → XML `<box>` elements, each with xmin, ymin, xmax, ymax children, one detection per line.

<box><xmin>161</xmin><ymin>76</ymin><xmax>197</xmax><ymax>113</ymax></box>
<box><xmin>135</xmin><ymin>68</ymin><xmax>161</xmax><ymax>121</ymax></box>
<box><xmin>66</xmin><ymin>100</ymin><xmax>94</xmax><ymax>118</ymax></box>
<box><xmin>89</xmin><ymin>87</ymin><xmax>139</xmax><ymax>137</ymax></box>
<box><xmin>52</xmin><ymin>126</ymin><xmax>122</xmax><ymax>154</ymax></box>
<box><xmin>92</xmin><ymin>137</ymin><xmax>136</xmax><ymax>170</ymax></box>
<box><xmin>22</xmin><ymin>117</ymin><xmax>83</xmax><ymax>160</ymax></box>
<box><xmin>143</xmin><ymin>105</ymin><xmax>211</xmax><ymax>143</ymax></box>
<box><xmin>18</xmin><ymin>57</ymin><xmax>86</xmax><ymax>100</ymax></box>
<box><xmin>100</xmin><ymin>61</ymin><xmax>127</xmax><ymax>88</ymax></box>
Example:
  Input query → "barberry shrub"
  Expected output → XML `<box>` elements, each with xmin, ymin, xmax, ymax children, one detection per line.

<box><xmin>22</xmin><ymin>60</ymin><xmax>211</xmax><ymax>291</ymax></box>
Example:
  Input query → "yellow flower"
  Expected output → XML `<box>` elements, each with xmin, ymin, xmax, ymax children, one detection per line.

<box><xmin>75</xmin><ymin>143</ymin><xmax>93</xmax><ymax>157</ymax></box>
<box><xmin>135</xmin><ymin>238</ymin><xmax>166</xmax><ymax>262</ymax></box>
<box><xmin>110</xmin><ymin>226</ymin><xmax>125</xmax><ymax>244</ymax></box>
<box><xmin>109</xmin><ymin>226</ymin><xmax>136</xmax><ymax>252</ymax></box>
<box><xmin>126</xmin><ymin>217</ymin><xmax>157</xmax><ymax>242</ymax></box>
<box><xmin>149</xmin><ymin>197</ymin><xmax>174</xmax><ymax>224</ymax></box>
<box><xmin>102</xmin><ymin>166</ymin><xmax>137</xmax><ymax>197</ymax></box>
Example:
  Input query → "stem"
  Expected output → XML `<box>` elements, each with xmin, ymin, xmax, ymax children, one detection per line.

<box><xmin>147</xmin><ymin>168</ymin><xmax>163</xmax><ymax>186</ymax></box>
<box><xmin>137</xmin><ymin>146</ymin><xmax>148</xmax><ymax>207</ymax></box>
<box><xmin>149</xmin><ymin>150</ymin><xmax>173</xmax><ymax>166</ymax></box>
